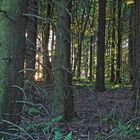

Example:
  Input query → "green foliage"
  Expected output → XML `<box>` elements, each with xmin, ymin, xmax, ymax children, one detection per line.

<box><xmin>95</xmin><ymin>132</ymin><xmax>106</xmax><ymax>140</ymax></box>
<box><xmin>110</xmin><ymin>121</ymin><xmax>140</xmax><ymax>139</ymax></box>
<box><xmin>54</xmin><ymin>129</ymin><xmax>72</xmax><ymax>140</ymax></box>
<box><xmin>52</xmin><ymin>116</ymin><xmax>63</xmax><ymax>122</ymax></box>
<box><xmin>1</xmin><ymin>112</ymin><xmax>73</xmax><ymax>140</ymax></box>
<box><xmin>54</xmin><ymin>128</ymin><xmax>62</xmax><ymax>140</ymax></box>
<box><xmin>42</xmin><ymin>116</ymin><xmax>63</xmax><ymax>135</ymax></box>
<box><xmin>26</xmin><ymin>123</ymin><xmax>39</xmax><ymax>131</ymax></box>
<box><xmin>27</xmin><ymin>106</ymin><xmax>42</xmax><ymax>116</ymax></box>
<box><xmin>95</xmin><ymin>112</ymin><xmax>140</xmax><ymax>140</ymax></box>
<box><xmin>64</xmin><ymin>132</ymin><xmax>73</xmax><ymax>140</ymax></box>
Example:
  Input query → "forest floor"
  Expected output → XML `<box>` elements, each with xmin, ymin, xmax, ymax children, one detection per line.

<box><xmin>68</xmin><ymin>88</ymin><xmax>136</xmax><ymax>140</ymax></box>
<box><xmin>17</xmin><ymin>84</ymin><xmax>140</xmax><ymax>140</ymax></box>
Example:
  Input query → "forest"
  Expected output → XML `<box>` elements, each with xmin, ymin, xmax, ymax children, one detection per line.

<box><xmin>0</xmin><ymin>0</ymin><xmax>140</xmax><ymax>139</ymax></box>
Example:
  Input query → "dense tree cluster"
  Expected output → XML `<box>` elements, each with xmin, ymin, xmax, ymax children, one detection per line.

<box><xmin>0</xmin><ymin>0</ymin><xmax>140</xmax><ymax>139</ymax></box>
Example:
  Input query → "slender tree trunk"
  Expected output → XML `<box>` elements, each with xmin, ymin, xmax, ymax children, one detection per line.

<box><xmin>106</xmin><ymin>20</ymin><xmax>111</xmax><ymax>79</ymax></box>
<box><xmin>89</xmin><ymin>0</ymin><xmax>96</xmax><ymax>81</ymax></box>
<box><xmin>128</xmin><ymin>4</ymin><xmax>134</xmax><ymax>83</ymax></box>
<box><xmin>25</xmin><ymin>0</ymin><xmax>38</xmax><ymax>83</ymax></box>
<box><xmin>44</xmin><ymin>0</ymin><xmax>53</xmax><ymax>84</ymax></box>
<box><xmin>73</xmin><ymin>45</ymin><xmax>77</xmax><ymax>75</ymax></box>
<box><xmin>50</xmin><ymin>29</ymin><xmax>55</xmax><ymax>68</ymax></box>
<box><xmin>84</xmin><ymin>46</ymin><xmax>89</xmax><ymax>78</ymax></box>
<box><xmin>77</xmin><ymin>1</ymin><xmax>92</xmax><ymax>78</ymax></box>
<box><xmin>77</xmin><ymin>9</ymin><xmax>86</xmax><ymax>78</ymax></box>
<box><xmin>0</xmin><ymin>0</ymin><xmax>27</xmax><ymax>123</ymax></box>
<box><xmin>110</xmin><ymin>0</ymin><xmax>116</xmax><ymax>82</ymax></box>
<box><xmin>132</xmin><ymin>2</ymin><xmax>137</xmax><ymax>89</ymax></box>
<box><xmin>89</xmin><ymin>35</ymin><xmax>94</xmax><ymax>81</ymax></box>
<box><xmin>54</xmin><ymin>0</ymin><xmax>77</xmax><ymax>121</ymax></box>
<box><xmin>95</xmin><ymin>0</ymin><xmax>106</xmax><ymax>92</ymax></box>
<box><xmin>133</xmin><ymin>0</ymin><xmax>140</xmax><ymax>116</ymax></box>
<box><xmin>115</xmin><ymin>0</ymin><xmax>122</xmax><ymax>83</ymax></box>
<box><xmin>51</xmin><ymin>29</ymin><xmax>55</xmax><ymax>58</ymax></box>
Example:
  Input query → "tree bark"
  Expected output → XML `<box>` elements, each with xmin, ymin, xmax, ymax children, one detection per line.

<box><xmin>110</xmin><ymin>0</ymin><xmax>116</xmax><ymax>82</ymax></box>
<box><xmin>89</xmin><ymin>0</ymin><xmax>96</xmax><ymax>81</ymax></box>
<box><xmin>44</xmin><ymin>0</ymin><xmax>53</xmax><ymax>84</ymax></box>
<box><xmin>25</xmin><ymin>0</ymin><xmax>38</xmax><ymax>84</ymax></box>
<box><xmin>95</xmin><ymin>0</ymin><xmax>106</xmax><ymax>92</ymax></box>
<box><xmin>54</xmin><ymin>0</ymin><xmax>77</xmax><ymax>121</ymax></box>
<box><xmin>0</xmin><ymin>0</ymin><xmax>27</xmax><ymax>123</ymax></box>
<box><xmin>128</xmin><ymin>4</ymin><xmax>134</xmax><ymax>83</ymax></box>
<box><xmin>115</xmin><ymin>0</ymin><xmax>123</xmax><ymax>83</ymax></box>
<box><xmin>133</xmin><ymin>0</ymin><xmax>140</xmax><ymax>116</ymax></box>
<box><xmin>89</xmin><ymin>35</ymin><xmax>94</xmax><ymax>81</ymax></box>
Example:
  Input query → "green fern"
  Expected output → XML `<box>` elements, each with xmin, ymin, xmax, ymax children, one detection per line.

<box><xmin>54</xmin><ymin>129</ymin><xmax>62</xmax><ymax>140</ymax></box>
<box><xmin>64</xmin><ymin>132</ymin><xmax>72</xmax><ymax>140</ymax></box>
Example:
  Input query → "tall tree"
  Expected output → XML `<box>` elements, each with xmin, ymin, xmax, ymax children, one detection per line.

<box><xmin>89</xmin><ymin>0</ymin><xmax>96</xmax><ymax>81</ymax></box>
<box><xmin>54</xmin><ymin>0</ymin><xmax>77</xmax><ymax>121</ymax></box>
<box><xmin>44</xmin><ymin>0</ymin><xmax>53</xmax><ymax>84</ymax></box>
<box><xmin>110</xmin><ymin>0</ymin><xmax>116</xmax><ymax>82</ymax></box>
<box><xmin>115</xmin><ymin>0</ymin><xmax>123</xmax><ymax>83</ymax></box>
<box><xmin>76</xmin><ymin>1</ymin><xmax>92</xmax><ymax>78</ymax></box>
<box><xmin>95</xmin><ymin>0</ymin><xmax>106</xmax><ymax>92</ymax></box>
<box><xmin>0</xmin><ymin>0</ymin><xmax>27</xmax><ymax>122</ymax></box>
<box><xmin>89</xmin><ymin>35</ymin><xmax>94</xmax><ymax>81</ymax></box>
<box><xmin>128</xmin><ymin>4</ymin><xmax>134</xmax><ymax>83</ymax></box>
<box><xmin>25</xmin><ymin>0</ymin><xmax>38</xmax><ymax>84</ymax></box>
<box><xmin>133</xmin><ymin>0</ymin><xmax>140</xmax><ymax>116</ymax></box>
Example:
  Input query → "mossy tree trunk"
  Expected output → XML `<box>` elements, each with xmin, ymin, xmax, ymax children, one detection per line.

<box><xmin>54</xmin><ymin>0</ymin><xmax>76</xmax><ymax>121</ymax></box>
<box><xmin>0</xmin><ymin>0</ymin><xmax>27</xmax><ymax>123</ymax></box>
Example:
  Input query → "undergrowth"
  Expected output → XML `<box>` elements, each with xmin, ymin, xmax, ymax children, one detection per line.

<box><xmin>0</xmin><ymin>83</ymin><xmax>73</xmax><ymax>140</ymax></box>
<box><xmin>0</xmin><ymin>80</ymin><xmax>139</xmax><ymax>140</ymax></box>
<box><xmin>96</xmin><ymin>112</ymin><xmax>140</xmax><ymax>140</ymax></box>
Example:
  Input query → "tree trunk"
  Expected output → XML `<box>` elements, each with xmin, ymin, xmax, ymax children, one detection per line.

<box><xmin>133</xmin><ymin>0</ymin><xmax>140</xmax><ymax>116</ymax></box>
<box><xmin>84</xmin><ymin>45</ymin><xmax>88</xmax><ymax>78</ymax></box>
<box><xmin>89</xmin><ymin>0</ymin><xmax>96</xmax><ymax>81</ymax></box>
<box><xmin>110</xmin><ymin>0</ymin><xmax>116</xmax><ymax>82</ymax></box>
<box><xmin>0</xmin><ymin>0</ymin><xmax>27</xmax><ymax>123</ymax></box>
<box><xmin>89</xmin><ymin>35</ymin><xmax>94</xmax><ymax>81</ymax></box>
<box><xmin>95</xmin><ymin>0</ymin><xmax>106</xmax><ymax>92</ymax></box>
<box><xmin>106</xmin><ymin>20</ymin><xmax>111</xmax><ymax>79</ymax></box>
<box><xmin>25</xmin><ymin>0</ymin><xmax>38</xmax><ymax>86</ymax></box>
<box><xmin>128</xmin><ymin>4</ymin><xmax>134</xmax><ymax>83</ymax></box>
<box><xmin>76</xmin><ymin>8</ymin><xmax>86</xmax><ymax>78</ymax></box>
<box><xmin>44</xmin><ymin>0</ymin><xmax>53</xmax><ymax>84</ymax></box>
<box><xmin>115</xmin><ymin>0</ymin><xmax>122</xmax><ymax>83</ymax></box>
<box><xmin>77</xmin><ymin>1</ymin><xmax>92</xmax><ymax>78</ymax></box>
<box><xmin>54</xmin><ymin>0</ymin><xmax>77</xmax><ymax>121</ymax></box>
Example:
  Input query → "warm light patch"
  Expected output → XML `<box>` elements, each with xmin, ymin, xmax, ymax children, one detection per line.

<box><xmin>34</xmin><ymin>53</ymin><xmax>44</xmax><ymax>81</ymax></box>
<box><xmin>34</xmin><ymin>34</ymin><xmax>44</xmax><ymax>81</ymax></box>
<box><xmin>126</xmin><ymin>0</ymin><xmax>134</xmax><ymax>5</ymax></box>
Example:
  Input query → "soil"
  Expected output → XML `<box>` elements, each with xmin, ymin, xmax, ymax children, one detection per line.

<box><xmin>18</xmin><ymin>85</ymin><xmax>139</xmax><ymax>140</ymax></box>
